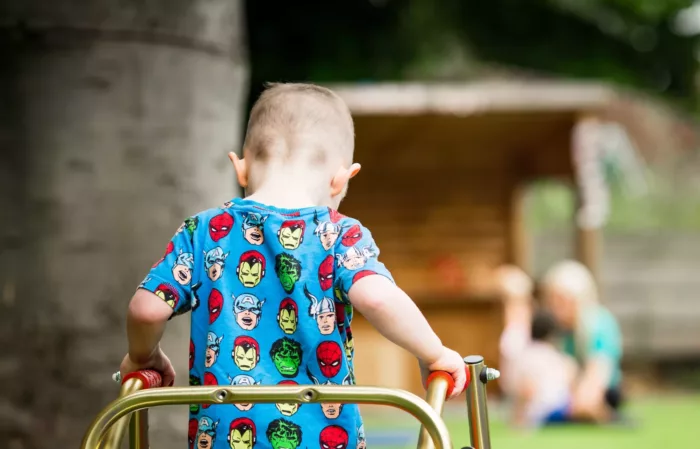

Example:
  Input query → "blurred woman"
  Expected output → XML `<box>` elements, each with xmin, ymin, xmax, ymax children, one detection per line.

<box><xmin>497</xmin><ymin>261</ymin><xmax>623</xmax><ymax>424</ymax></box>
<box><xmin>540</xmin><ymin>260</ymin><xmax>623</xmax><ymax>422</ymax></box>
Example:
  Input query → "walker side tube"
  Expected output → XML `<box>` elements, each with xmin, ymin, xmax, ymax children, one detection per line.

<box><xmin>464</xmin><ymin>356</ymin><xmax>499</xmax><ymax>449</ymax></box>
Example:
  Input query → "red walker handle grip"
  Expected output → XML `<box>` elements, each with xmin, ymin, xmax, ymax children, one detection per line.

<box><xmin>122</xmin><ymin>370</ymin><xmax>163</xmax><ymax>389</ymax></box>
<box><xmin>425</xmin><ymin>366</ymin><xmax>471</xmax><ymax>398</ymax></box>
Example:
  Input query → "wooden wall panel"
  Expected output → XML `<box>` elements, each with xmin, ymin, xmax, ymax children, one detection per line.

<box><xmin>341</xmin><ymin>111</ymin><xmax>575</xmax><ymax>396</ymax></box>
<box><xmin>351</xmin><ymin>302</ymin><xmax>503</xmax><ymax>397</ymax></box>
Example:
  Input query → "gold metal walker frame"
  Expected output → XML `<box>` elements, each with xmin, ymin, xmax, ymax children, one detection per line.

<box><xmin>81</xmin><ymin>355</ymin><xmax>498</xmax><ymax>449</ymax></box>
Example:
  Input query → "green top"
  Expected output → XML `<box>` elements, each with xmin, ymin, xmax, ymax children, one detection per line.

<box><xmin>562</xmin><ymin>305</ymin><xmax>623</xmax><ymax>389</ymax></box>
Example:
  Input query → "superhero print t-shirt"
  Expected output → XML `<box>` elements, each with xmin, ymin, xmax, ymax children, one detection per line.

<box><xmin>139</xmin><ymin>197</ymin><xmax>393</xmax><ymax>449</ymax></box>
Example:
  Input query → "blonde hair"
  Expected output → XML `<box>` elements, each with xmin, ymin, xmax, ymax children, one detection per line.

<box><xmin>541</xmin><ymin>260</ymin><xmax>598</xmax><ymax>361</ymax></box>
<box><xmin>244</xmin><ymin>83</ymin><xmax>354</xmax><ymax>169</ymax></box>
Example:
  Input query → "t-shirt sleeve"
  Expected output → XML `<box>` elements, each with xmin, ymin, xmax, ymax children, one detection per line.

<box><xmin>586</xmin><ymin>309</ymin><xmax>622</xmax><ymax>363</ymax></box>
<box><xmin>138</xmin><ymin>218</ymin><xmax>198</xmax><ymax>318</ymax></box>
<box><xmin>333</xmin><ymin>219</ymin><xmax>394</xmax><ymax>303</ymax></box>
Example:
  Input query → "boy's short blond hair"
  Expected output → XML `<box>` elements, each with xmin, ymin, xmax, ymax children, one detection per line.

<box><xmin>244</xmin><ymin>83</ymin><xmax>355</xmax><ymax>166</ymax></box>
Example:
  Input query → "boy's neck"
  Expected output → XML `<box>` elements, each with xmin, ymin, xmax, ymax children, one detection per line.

<box><xmin>245</xmin><ymin>188</ymin><xmax>321</xmax><ymax>210</ymax></box>
<box><xmin>244</xmin><ymin>170</ymin><xmax>334</xmax><ymax>210</ymax></box>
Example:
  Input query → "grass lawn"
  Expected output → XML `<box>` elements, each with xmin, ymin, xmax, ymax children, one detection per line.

<box><xmin>361</xmin><ymin>394</ymin><xmax>699</xmax><ymax>449</ymax></box>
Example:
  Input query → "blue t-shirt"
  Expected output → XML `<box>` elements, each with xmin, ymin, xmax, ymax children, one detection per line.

<box><xmin>139</xmin><ymin>198</ymin><xmax>392</xmax><ymax>449</ymax></box>
<box><xmin>561</xmin><ymin>305</ymin><xmax>623</xmax><ymax>389</ymax></box>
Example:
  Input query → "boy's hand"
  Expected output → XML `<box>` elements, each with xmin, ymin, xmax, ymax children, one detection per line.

<box><xmin>119</xmin><ymin>347</ymin><xmax>176</xmax><ymax>387</ymax></box>
<box><xmin>420</xmin><ymin>346</ymin><xmax>467</xmax><ymax>399</ymax></box>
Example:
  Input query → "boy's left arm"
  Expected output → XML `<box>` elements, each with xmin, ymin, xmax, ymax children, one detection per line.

<box><xmin>119</xmin><ymin>289</ymin><xmax>177</xmax><ymax>386</ymax></box>
<box><xmin>119</xmin><ymin>218</ymin><xmax>199</xmax><ymax>386</ymax></box>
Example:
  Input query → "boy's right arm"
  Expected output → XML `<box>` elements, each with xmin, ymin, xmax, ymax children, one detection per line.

<box><xmin>348</xmin><ymin>274</ymin><xmax>467</xmax><ymax>398</ymax></box>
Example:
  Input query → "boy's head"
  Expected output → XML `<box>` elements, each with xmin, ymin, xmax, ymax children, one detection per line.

<box><xmin>531</xmin><ymin>309</ymin><xmax>559</xmax><ymax>342</ymax></box>
<box><xmin>230</xmin><ymin>83</ymin><xmax>360</xmax><ymax>207</ymax></box>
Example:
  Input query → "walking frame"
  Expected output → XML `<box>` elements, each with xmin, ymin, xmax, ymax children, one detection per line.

<box><xmin>81</xmin><ymin>355</ymin><xmax>499</xmax><ymax>449</ymax></box>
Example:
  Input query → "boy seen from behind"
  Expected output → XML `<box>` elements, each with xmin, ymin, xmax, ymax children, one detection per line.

<box><xmin>119</xmin><ymin>83</ymin><xmax>467</xmax><ymax>449</ymax></box>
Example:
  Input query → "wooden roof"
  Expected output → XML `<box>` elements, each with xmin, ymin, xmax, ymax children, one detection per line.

<box><xmin>329</xmin><ymin>81</ymin><xmax>617</xmax><ymax>116</ymax></box>
<box><xmin>327</xmin><ymin>81</ymin><xmax>699</xmax><ymax>163</ymax></box>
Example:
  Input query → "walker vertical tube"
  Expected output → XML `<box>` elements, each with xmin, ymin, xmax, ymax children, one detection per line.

<box><xmin>128</xmin><ymin>409</ymin><xmax>149</xmax><ymax>449</ymax></box>
<box><xmin>417</xmin><ymin>373</ymin><xmax>451</xmax><ymax>449</ymax></box>
<box><xmin>101</xmin><ymin>377</ymin><xmax>145</xmax><ymax>449</ymax></box>
<box><xmin>464</xmin><ymin>355</ymin><xmax>497</xmax><ymax>449</ymax></box>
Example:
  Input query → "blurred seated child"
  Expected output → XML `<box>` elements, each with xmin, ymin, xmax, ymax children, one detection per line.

<box><xmin>511</xmin><ymin>309</ymin><xmax>577</xmax><ymax>428</ymax></box>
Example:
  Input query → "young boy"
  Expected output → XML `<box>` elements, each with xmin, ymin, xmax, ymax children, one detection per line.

<box><xmin>119</xmin><ymin>83</ymin><xmax>467</xmax><ymax>449</ymax></box>
<box><xmin>510</xmin><ymin>309</ymin><xmax>577</xmax><ymax>428</ymax></box>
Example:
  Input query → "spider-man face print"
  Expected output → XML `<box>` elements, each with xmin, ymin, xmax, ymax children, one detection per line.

<box><xmin>341</xmin><ymin>224</ymin><xmax>362</xmax><ymax>247</ymax></box>
<box><xmin>154</xmin><ymin>283</ymin><xmax>179</xmax><ymax>309</ymax></box>
<box><xmin>202</xmin><ymin>372</ymin><xmax>218</xmax><ymax>409</ymax></box>
<box><xmin>328</xmin><ymin>209</ymin><xmax>345</xmax><ymax>223</ymax></box>
<box><xmin>189</xmin><ymin>339</ymin><xmax>195</xmax><ymax>370</ymax></box>
<box><xmin>209</xmin><ymin>212</ymin><xmax>234</xmax><ymax>242</ymax></box>
<box><xmin>317</xmin><ymin>341</ymin><xmax>342</xmax><ymax>378</ymax></box>
<box><xmin>188</xmin><ymin>418</ymin><xmax>198</xmax><ymax>449</ymax></box>
<box><xmin>208</xmin><ymin>289</ymin><xmax>223</xmax><ymax>324</ymax></box>
<box><xmin>152</xmin><ymin>241</ymin><xmax>174</xmax><ymax>268</ymax></box>
<box><xmin>320</xmin><ymin>425</ymin><xmax>348</xmax><ymax>449</ymax></box>
<box><xmin>318</xmin><ymin>255</ymin><xmax>334</xmax><ymax>291</ymax></box>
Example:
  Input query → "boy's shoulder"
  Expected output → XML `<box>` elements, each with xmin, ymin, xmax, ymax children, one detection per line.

<box><xmin>184</xmin><ymin>200</ymin><xmax>370</xmax><ymax>230</ymax></box>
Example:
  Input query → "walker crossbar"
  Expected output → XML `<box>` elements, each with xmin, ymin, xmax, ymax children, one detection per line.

<box><xmin>81</xmin><ymin>355</ymin><xmax>498</xmax><ymax>449</ymax></box>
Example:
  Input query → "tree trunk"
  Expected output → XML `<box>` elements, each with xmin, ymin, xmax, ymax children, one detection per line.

<box><xmin>0</xmin><ymin>2</ymin><xmax>247</xmax><ymax>447</ymax></box>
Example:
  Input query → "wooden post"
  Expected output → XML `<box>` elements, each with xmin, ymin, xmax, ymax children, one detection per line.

<box><xmin>574</xmin><ymin>195</ymin><xmax>600</xmax><ymax>282</ymax></box>
<box><xmin>505</xmin><ymin>149</ymin><xmax>531</xmax><ymax>271</ymax></box>
<box><xmin>571</xmin><ymin>113</ymin><xmax>607</xmax><ymax>284</ymax></box>
<box><xmin>507</xmin><ymin>182</ymin><xmax>528</xmax><ymax>270</ymax></box>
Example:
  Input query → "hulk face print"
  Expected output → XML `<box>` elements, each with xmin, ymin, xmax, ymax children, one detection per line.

<box><xmin>266</xmin><ymin>419</ymin><xmax>302</xmax><ymax>449</ymax></box>
<box><xmin>270</xmin><ymin>338</ymin><xmax>302</xmax><ymax>378</ymax></box>
<box><xmin>275</xmin><ymin>253</ymin><xmax>301</xmax><ymax>294</ymax></box>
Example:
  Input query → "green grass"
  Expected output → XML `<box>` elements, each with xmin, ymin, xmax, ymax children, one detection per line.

<box><xmin>361</xmin><ymin>395</ymin><xmax>700</xmax><ymax>449</ymax></box>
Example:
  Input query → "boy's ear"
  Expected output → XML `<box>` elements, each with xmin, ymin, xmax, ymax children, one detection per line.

<box><xmin>228</xmin><ymin>152</ymin><xmax>248</xmax><ymax>188</ymax></box>
<box><xmin>331</xmin><ymin>163</ymin><xmax>361</xmax><ymax>197</ymax></box>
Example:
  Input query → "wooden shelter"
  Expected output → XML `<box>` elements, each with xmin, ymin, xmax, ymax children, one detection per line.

<box><xmin>327</xmin><ymin>81</ymin><xmax>669</xmax><ymax>395</ymax></box>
